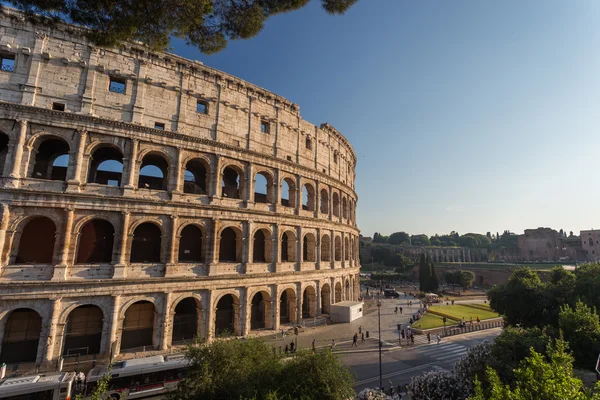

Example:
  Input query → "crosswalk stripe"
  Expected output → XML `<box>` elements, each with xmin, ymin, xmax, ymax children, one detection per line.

<box><xmin>417</xmin><ymin>344</ymin><xmax>465</xmax><ymax>355</ymax></box>
<box><xmin>435</xmin><ymin>351</ymin><xmax>467</xmax><ymax>362</ymax></box>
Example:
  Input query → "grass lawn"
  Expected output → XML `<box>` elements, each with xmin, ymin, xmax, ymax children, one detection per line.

<box><xmin>428</xmin><ymin>304</ymin><xmax>499</xmax><ymax>322</ymax></box>
<box><xmin>410</xmin><ymin>313</ymin><xmax>457</xmax><ymax>330</ymax></box>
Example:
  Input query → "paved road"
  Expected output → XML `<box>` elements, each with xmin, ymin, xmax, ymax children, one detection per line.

<box><xmin>344</xmin><ymin>328</ymin><xmax>502</xmax><ymax>394</ymax></box>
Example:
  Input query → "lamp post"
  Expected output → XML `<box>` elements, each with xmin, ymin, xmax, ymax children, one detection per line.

<box><xmin>377</xmin><ymin>292</ymin><xmax>383</xmax><ymax>390</ymax></box>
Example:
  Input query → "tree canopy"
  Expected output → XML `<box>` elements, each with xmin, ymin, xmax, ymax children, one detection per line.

<box><xmin>9</xmin><ymin>0</ymin><xmax>358</xmax><ymax>53</ymax></box>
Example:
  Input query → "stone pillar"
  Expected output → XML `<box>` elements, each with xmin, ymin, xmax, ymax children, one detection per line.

<box><xmin>244</xmin><ymin>220</ymin><xmax>253</xmax><ymax>265</ymax></box>
<box><xmin>131</xmin><ymin>60</ymin><xmax>148</xmax><ymax>124</ymax></box>
<box><xmin>114</xmin><ymin>212</ymin><xmax>130</xmax><ymax>278</ymax></box>
<box><xmin>272</xmin><ymin>223</ymin><xmax>280</xmax><ymax>270</ymax></box>
<box><xmin>52</xmin><ymin>208</ymin><xmax>74</xmax><ymax>281</ymax></box>
<box><xmin>272</xmin><ymin>285</ymin><xmax>280</xmax><ymax>331</ymax></box>
<box><xmin>20</xmin><ymin>32</ymin><xmax>47</xmax><ymax>106</ymax></box>
<box><xmin>295</xmin><ymin>174</ymin><xmax>302</xmax><ymax>215</ymax></box>
<box><xmin>328</xmin><ymin>186</ymin><xmax>333</xmax><ymax>221</ymax></box>
<box><xmin>123</xmin><ymin>139</ymin><xmax>139</xmax><ymax>190</ymax></box>
<box><xmin>42</xmin><ymin>297</ymin><xmax>61</xmax><ymax>365</ymax></box>
<box><xmin>6</xmin><ymin>120</ymin><xmax>28</xmax><ymax>187</ymax></box>
<box><xmin>316</xmin><ymin>282</ymin><xmax>322</xmax><ymax>316</ymax></box>
<box><xmin>67</xmin><ymin>130</ymin><xmax>87</xmax><ymax>189</ymax></box>
<box><xmin>80</xmin><ymin>48</ymin><xmax>99</xmax><ymax>115</ymax></box>
<box><xmin>273</xmin><ymin>169</ymin><xmax>281</xmax><ymax>209</ymax></box>
<box><xmin>109</xmin><ymin>295</ymin><xmax>122</xmax><ymax>360</ymax></box>
<box><xmin>203</xmin><ymin>290</ymin><xmax>214</xmax><ymax>341</ymax></box>
<box><xmin>296</xmin><ymin>282</ymin><xmax>303</xmax><ymax>323</ymax></box>
<box><xmin>314</xmin><ymin>181</ymin><xmax>320</xmax><ymax>218</ymax></box>
<box><xmin>210</xmin><ymin>157</ymin><xmax>222</xmax><ymax>199</ymax></box>
<box><xmin>161</xmin><ymin>292</ymin><xmax>173</xmax><ymax>350</ymax></box>
<box><xmin>165</xmin><ymin>215</ymin><xmax>178</xmax><ymax>276</ymax></box>
<box><xmin>242</xmin><ymin>288</ymin><xmax>251</xmax><ymax>336</ymax></box>
<box><xmin>169</xmin><ymin>148</ymin><xmax>183</xmax><ymax>194</ymax></box>
<box><xmin>330</xmin><ymin>228</ymin><xmax>336</xmax><ymax>268</ymax></box>
<box><xmin>208</xmin><ymin>219</ymin><xmax>220</xmax><ymax>275</ymax></box>
<box><xmin>316</xmin><ymin>227</ymin><xmax>322</xmax><ymax>270</ymax></box>
<box><xmin>0</xmin><ymin>203</ymin><xmax>10</xmax><ymax>275</ymax></box>
<box><xmin>246</xmin><ymin>163</ymin><xmax>254</xmax><ymax>205</ymax></box>
<box><xmin>296</xmin><ymin>226</ymin><xmax>303</xmax><ymax>269</ymax></box>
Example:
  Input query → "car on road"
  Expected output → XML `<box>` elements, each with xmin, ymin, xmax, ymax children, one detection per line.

<box><xmin>384</xmin><ymin>289</ymin><xmax>400</xmax><ymax>298</ymax></box>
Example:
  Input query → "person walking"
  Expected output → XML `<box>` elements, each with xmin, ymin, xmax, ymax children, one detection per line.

<box><xmin>281</xmin><ymin>329</ymin><xmax>285</xmax><ymax>340</ymax></box>
<box><xmin>331</xmin><ymin>339</ymin><xmax>336</xmax><ymax>350</ymax></box>
<box><xmin>399</xmin><ymin>306</ymin><xmax>403</xmax><ymax>314</ymax></box>
<box><xmin>410</xmin><ymin>334</ymin><xmax>414</xmax><ymax>345</ymax></box>
<box><xmin>359</xmin><ymin>325</ymin><xmax>362</xmax><ymax>334</ymax></box>
<box><xmin>285</xmin><ymin>344</ymin><xmax>289</xmax><ymax>354</ymax></box>
<box><xmin>361</xmin><ymin>332</ymin><xmax>365</xmax><ymax>343</ymax></box>
<box><xmin>353</xmin><ymin>333</ymin><xmax>358</xmax><ymax>347</ymax></box>
<box><xmin>436</xmin><ymin>334</ymin><xmax>441</xmax><ymax>344</ymax></box>
<box><xmin>290</xmin><ymin>341</ymin><xmax>295</xmax><ymax>352</ymax></box>
<box><xmin>476</xmin><ymin>316</ymin><xmax>480</xmax><ymax>323</ymax></box>
<box><xmin>427</xmin><ymin>332</ymin><xmax>431</xmax><ymax>343</ymax></box>
<box><xmin>312</xmin><ymin>339</ymin><xmax>316</xmax><ymax>354</ymax></box>
<box><xmin>395</xmin><ymin>306</ymin><xmax>398</xmax><ymax>314</ymax></box>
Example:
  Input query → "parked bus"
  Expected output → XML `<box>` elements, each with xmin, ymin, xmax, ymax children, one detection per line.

<box><xmin>84</xmin><ymin>354</ymin><xmax>189</xmax><ymax>399</ymax></box>
<box><xmin>0</xmin><ymin>372</ymin><xmax>75</xmax><ymax>400</ymax></box>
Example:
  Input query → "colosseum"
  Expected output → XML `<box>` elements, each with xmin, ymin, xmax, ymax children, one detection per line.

<box><xmin>0</xmin><ymin>7</ymin><xmax>360</xmax><ymax>371</ymax></box>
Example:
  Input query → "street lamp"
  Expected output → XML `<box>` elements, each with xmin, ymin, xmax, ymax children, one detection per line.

<box><xmin>377</xmin><ymin>292</ymin><xmax>383</xmax><ymax>391</ymax></box>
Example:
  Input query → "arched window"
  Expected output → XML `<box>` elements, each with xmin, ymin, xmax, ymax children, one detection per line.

<box><xmin>138</xmin><ymin>154</ymin><xmax>169</xmax><ymax>190</ymax></box>
<box><xmin>178</xmin><ymin>225</ymin><xmax>203</xmax><ymax>262</ymax></box>
<box><xmin>250</xmin><ymin>291</ymin><xmax>272</xmax><ymax>330</ymax></box>
<box><xmin>332</xmin><ymin>192</ymin><xmax>340</xmax><ymax>217</ymax></box>
<box><xmin>87</xmin><ymin>146</ymin><xmax>124</xmax><ymax>186</ymax></box>
<box><xmin>302</xmin><ymin>184</ymin><xmax>315</xmax><ymax>211</ymax></box>
<box><xmin>303</xmin><ymin>233</ymin><xmax>316</xmax><ymax>262</ymax></box>
<box><xmin>31</xmin><ymin>138</ymin><xmax>70</xmax><ymax>181</ymax></box>
<box><xmin>302</xmin><ymin>287</ymin><xmax>316</xmax><ymax>318</ymax></box>
<box><xmin>0</xmin><ymin>309</ymin><xmax>42</xmax><ymax>363</ymax></box>
<box><xmin>281</xmin><ymin>231</ymin><xmax>296</xmax><ymax>262</ymax></box>
<box><xmin>344</xmin><ymin>237</ymin><xmax>350</xmax><ymax>261</ymax></box>
<box><xmin>184</xmin><ymin>159</ymin><xmax>208</xmax><ymax>194</ymax></box>
<box><xmin>130</xmin><ymin>223</ymin><xmax>162</xmax><ymax>263</ymax></box>
<box><xmin>172</xmin><ymin>298</ymin><xmax>200</xmax><ymax>344</ymax></box>
<box><xmin>321</xmin><ymin>235</ymin><xmax>331</xmax><ymax>262</ymax></box>
<box><xmin>321</xmin><ymin>284</ymin><xmax>331</xmax><ymax>314</ymax></box>
<box><xmin>335</xmin><ymin>282</ymin><xmax>342</xmax><ymax>303</ymax></box>
<box><xmin>589</xmin><ymin>238</ymin><xmax>593</xmax><ymax>246</ymax></box>
<box><xmin>254</xmin><ymin>172</ymin><xmax>274</xmax><ymax>203</ymax></box>
<box><xmin>279</xmin><ymin>289</ymin><xmax>297</xmax><ymax>324</ymax></box>
<box><xmin>342</xmin><ymin>197</ymin><xmax>348</xmax><ymax>219</ymax></box>
<box><xmin>120</xmin><ymin>301</ymin><xmax>155</xmax><ymax>352</ymax></box>
<box><xmin>63</xmin><ymin>305</ymin><xmax>103</xmax><ymax>356</ymax></box>
<box><xmin>219</xmin><ymin>227</ymin><xmax>240</xmax><ymax>262</ymax></box>
<box><xmin>215</xmin><ymin>294</ymin><xmax>239</xmax><ymax>336</ymax></box>
<box><xmin>252</xmin><ymin>229</ymin><xmax>273</xmax><ymax>263</ymax></box>
<box><xmin>16</xmin><ymin>217</ymin><xmax>56</xmax><ymax>264</ymax></box>
<box><xmin>349</xmin><ymin>201</ymin><xmax>354</xmax><ymax>222</ymax></box>
<box><xmin>334</xmin><ymin>236</ymin><xmax>342</xmax><ymax>261</ymax></box>
<box><xmin>76</xmin><ymin>219</ymin><xmax>115</xmax><ymax>264</ymax></box>
<box><xmin>0</xmin><ymin>132</ymin><xmax>9</xmax><ymax>176</ymax></box>
<box><xmin>222</xmin><ymin>166</ymin><xmax>242</xmax><ymax>199</ymax></box>
<box><xmin>320</xmin><ymin>189</ymin><xmax>329</xmax><ymax>214</ymax></box>
<box><xmin>281</xmin><ymin>178</ymin><xmax>296</xmax><ymax>208</ymax></box>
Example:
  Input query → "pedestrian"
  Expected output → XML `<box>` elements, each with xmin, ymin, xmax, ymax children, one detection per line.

<box><xmin>410</xmin><ymin>334</ymin><xmax>414</xmax><ymax>345</ymax></box>
<box><xmin>397</xmin><ymin>323</ymin><xmax>401</xmax><ymax>331</ymax></box>
<box><xmin>477</xmin><ymin>316</ymin><xmax>480</xmax><ymax>323</ymax></box>
<box><xmin>290</xmin><ymin>341</ymin><xmax>295</xmax><ymax>352</ymax></box>
<box><xmin>353</xmin><ymin>333</ymin><xmax>358</xmax><ymax>347</ymax></box>
<box><xmin>359</xmin><ymin>325</ymin><xmax>362</xmax><ymax>334</ymax></box>
<box><xmin>470</xmin><ymin>317</ymin><xmax>473</xmax><ymax>324</ymax></box>
<box><xmin>361</xmin><ymin>332</ymin><xmax>365</xmax><ymax>343</ymax></box>
<box><xmin>437</xmin><ymin>334</ymin><xmax>441</xmax><ymax>344</ymax></box>
<box><xmin>395</xmin><ymin>306</ymin><xmax>398</xmax><ymax>314</ymax></box>
<box><xmin>401</xmin><ymin>329</ymin><xmax>405</xmax><ymax>339</ymax></box>
<box><xmin>285</xmin><ymin>344</ymin><xmax>289</xmax><ymax>354</ymax></box>
<box><xmin>331</xmin><ymin>339</ymin><xmax>336</xmax><ymax>349</ymax></box>
<box><xmin>399</xmin><ymin>306</ymin><xmax>403</xmax><ymax>314</ymax></box>
<box><xmin>427</xmin><ymin>333</ymin><xmax>431</xmax><ymax>343</ymax></box>
<box><xmin>312</xmin><ymin>339</ymin><xmax>316</xmax><ymax>354</ymax></box>
<box><xmin>281</xmin><ymin>328</ymin><xmax>285</xmax><ymax>340</ymax></box>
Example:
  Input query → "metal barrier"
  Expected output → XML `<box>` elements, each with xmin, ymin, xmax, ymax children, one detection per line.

<box><xmin>443</xmin><ymin>320</ymin><xmax>504</xmax><ymax>337</ymax></box>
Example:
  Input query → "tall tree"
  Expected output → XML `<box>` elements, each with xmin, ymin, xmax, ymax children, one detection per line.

<box><xmin>389</xmin><ymin>231</ymin><xmax>410</xmax><ymax>245</ymax></box>
<box><xmin>418</xmin><ymin>253</ymin><xmax>429</xmax><ymax>291</ymax></box>
<box><xmin>429</xmin><ymin>259</ymin><xmax>439</xmax><ymax>291</ymax></box>
<box><xmin>8</xmin><ymin>0</ymin><xmax>358</xmax><ymax>53</ymax></box>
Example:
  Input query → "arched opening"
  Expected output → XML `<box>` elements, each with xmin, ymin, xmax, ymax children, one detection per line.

<box><xmin>16</xmin><ymin>217</ymin><xmax>56</xmax><ymax>264</ymax></box>
<box><xmin>222</xmin><ymin>166</ymin><xmax>243</xmax><ymax>199</ymax></box>
<box><xmin>281</xmin><ymin>178</ymin><xmax>296</xmax><ymax>208</ymax></box>
<box><xmin>320</xmin><ymin>189</ymin><xmax>329</xmax><ymax>214</ymax></box>
<box><xmin>332</xmin><ymin>193</ymin><xmax>340</xmax><ymax>218</ymax></box>
<box><xmin>303</xmin><ymin>233</ymin><xmax>316</xmax><ymax>262</ymax></box>
<box><xmin>334</xmin><ymin>236</ymin><xmax>342</xmax><ymax>262</ymax></box>
<box><xmin>31</xmin><ymin>138</ymin><xmax>70</xmax><ymax>181</ymax></box>
<box><xmin>0</xmin><ymin>132</ymin><xmax>9</xmax><ymax>176</ymax></box>
<box><xmin>215</xmin><ymin>294</ymin><xmax>239</xmax><ymax>336</ymax></box>
<box><xmin>279</xmin><ymin>289</ymin><xmax>296</xmax><ymax>324</ymax></box>
<box><xmin>250</xmin><ymin>291</ymin><xmax>271</xmax><ymax>330</ymax></box>
<box><xmin>63</xmin><ymin>305</ymin><xmax>103</xmax><ymax>356</ymax></box>
<box><xmin>335</xmin><ymin>282</ymin><xmax>342</xmax><ymax>303</ymax></box>
<box><xmin>172</xmin><ymin>298</ymin><xmax>200</xmax><ymax>344</ymax></box>
<box><xmin>321</xmin><ymin>235</ymin><xmax>331</xmax><ymax>262</ymax></box>
<box><xmin>183</xmin><ymin>159</ymin><xmax>208</xmax><ymax>194</ymax></box>
<box><xmin>178</xmin><ymin>225</ymin><xmax>203</xmax><ymax>262</ymax></box>
<box><xmin>321</xmin><ymin>284</ymin><xmax>331</xmax><ymax>314</ymax></box>
<box><xmin>342</xmin><ymin>197</ymin><xmax>348</xmax><ymax>219</ymax></box>
<box><xmin>0</xmin><ymin>309</ymin><xmax>42</xmax><ymax>364</ymax></box>
<box><xmin>344</xmin><ymin>237</ymin><xmax>350</xmax><ymax>261</ymax></box>
<box><xmin>345</xmin><ymin>280</ymin><xmax>351</xmax><ymax>301</ymax></box>
<box><xmin>120</xmin><ymin>301</ymin><xmax>155</xmax><ymax>352</ymax></box>
<box><xmin>219</xmin><ymin>227</ymin><xmax>240</xmax><ymax>263</ymax></box>
<box><xmin>130</xmin><ymin>223</ymin><xmax>162</xmax><ymax>263</ymax></box>
<box><xmin>254</xmin><ymin>172</ymin><xmax>273</xmax><ymax>203</ymax></box>
<box><xmin>138</xmin><ymin>154</ymin><xmax>169</xmax><ymax>190</ymax></box>
<box><xmin>76</xmin><ymin>219</ymin><xmax>114</xmax><ymax>264</ymax></box>
<box><xmin>253</xmin><ymin>229</ymin><xmax>272</xmax><ymax>263</ymax></box>
<box><xmin>87</xmin><ymin>146</ymin><xmax>124</xmax><ymax>186</ymax></box>
<box><xmin>302</xmin><ymin>184</ymin><xmax>315</xmax><ymax>211</ymax></box>
<box><xmin>302</xmin><ymin>286</ymin><xmax>316</xmax><ymax>318</ymax></box>
<box><xmin>349</xmin><ymin>201</ymin><xmax>354</xmax><ymax>222</ymax></box>
<box><xmin>281</xmin><ymin>230</ymin><xmax>296</xmax><ymax>262</ymax></box>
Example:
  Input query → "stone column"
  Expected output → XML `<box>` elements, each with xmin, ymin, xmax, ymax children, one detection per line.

<box><xmin>0</xmin><ymin>203</ymin><xmax>10</xmax><ymax>275</ymax></box>
<box><xmin>165</xmin><ymin>215</ymin><xmax>178</xmax><ymax>277</ymax></box>
<box><xmin>210</xmin><ymin>157</ymin><xmax>222</xmax><ymax>199</ymax></box>
<box><xmin>242</xmin><ymin>288</ymin><xmax>251</xmax><ymax>336</ymax></box>
<box><xmin>316</xmin><ymin>282</ymin><xmax>322</xmax><ymax>316</ymax></box>
<box><xmin>273</xmin><ymin>169</ymin><xmax>281</xmax><ymax>210</ymax></box>
<box><xmin>272</xmin><ymin>285</ymin><xmax>280</xmax><ymax>331</ymax></box>
<box><xmin>161</xmin><ymin>292</ymin><xmax>173</xmax><ymax>351</ymax></box>
<box><xmin>328</xmin><ymin>186</ymin><xmax>333</xmax><ymax>221</ymax></box>
<box><xmin>314</xmin><ymin>181</ymin><xmax>320</xmax><ymax>218</ymax></box>
<box><xmin>208</xmin><ymin>219</ymin><xmax>220</xmax><ymax>275</ymax></box>
<box><xmin>203</xmin><ymin>290</ymin><xmax>214</xmax><ymax>341</ymax></box>
<box><xmin>42</xmin><ymin>297</ymin><xmax>61</xmax><ymax>365</ymax></box>
<box><xmin>296</xmin><ymin>226</ymin><xmax>303</xmax><ymax>269</ymax></box>
<box><xmin>316</xmin><ymin>228</ymin><xmax>322</xmax><ymax>270</ymax></box>
<box><xmin>109</xmin><ymin>295</ymin><xmax>122</xmax><ymax>360</ymax></box>
<box><xmin>330</xmin><ymin>228</ymin><xmax>336</xmax><ymax>268</ymax></box>
<box><xmin>169</xmin><ymin>148</ymin><xmax>183</xmax><ymax>194</ymax></box>
<box><xmin>113</xmin><ymin>212</ymin><xmax>130</xmax><ymax>278</ymax></box>
<box><xmin>296</xmin><ymin>282</ymin><xmax>303</xmax><ymax>323</ymax></box>
<box><xmin>67</xmin><ymin>130</ymin><xmax>87</xmax><ymax>189</ymax></box>
<box><xmin>52</xmin><ymin>208</ymin><xmax>74</xmax><ymax>281</ymax></box>
<box><xmin>245</xmin><ymin>163</ymin><xmax>254</xmax><ymax>206</ymax></box>
<box><xmin>131</xmin><ymin>60</ymin><xmax>148</xmax><ymax>124</ymax></box>
<box><xmin>80</xmin><ymin>48</ymin><xmax>99</xmax><ymax>115</ymax></box>
<box><xmin>272</xmin><ymin>223</ymin><xmax>280</xmax><ymax>271</ymax></box>
<box><xmin>6</xmin><ymin>120</ymin><xmax>28</xmax><ymax>187</ymax></box>
<box><xmin>295</xmin><ymin>174</ymin><xmax>302</xmax><ymax>215</ymax></box>
<box><xmin>123</xmin><ymin>139</ymin><xmax>139</xmax><ymax>190</ymax></box>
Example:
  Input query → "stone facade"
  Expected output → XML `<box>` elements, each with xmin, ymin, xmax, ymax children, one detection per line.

<box><xmin>0</xmin><ymin>7</ymin><xmax>360</xmax><ymax>370</ymax></box>
<box><xmin>580</xmin><ymin>229</ymin><xmax>600</xmax><ymax>262</ymax></box>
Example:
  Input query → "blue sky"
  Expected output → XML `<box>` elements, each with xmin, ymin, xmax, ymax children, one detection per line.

<box><xmin>171</xmin><ymin>0</ymin><xmax>600</xmax><ymax>238</ymax></box>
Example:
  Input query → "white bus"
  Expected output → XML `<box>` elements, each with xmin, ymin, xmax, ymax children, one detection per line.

<box><xmin>0</xmin><ymin>372</ymin><xmax>75</xmax><ymax>400</ymax></box>
<box><xmin>85</xmin><ymin>354</ymin><xmax>189</xmax><ymax>399</ymax></box>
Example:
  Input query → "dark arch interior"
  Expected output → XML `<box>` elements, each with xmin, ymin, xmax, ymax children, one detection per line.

<box><xmin>253</xmin><ymin>230</ymin><xmax>266</xmax><ymax>262</ymax></box>
<box><xmin>172</xmin><ymin>298</ymin><xmax>199</xmax><ymax>344</ymax></box>
<box><xmin>333</xmin><ymin>193</ymin><xmax>340</xmax><ymax>217</ymax></box>
<box><xmin>250</xmin><ymin>292</ymin><xmax>266</xmax><ymax>330</ymax></box>
<box><xmin>121</xmin><ymin>301</ymin><xmax>155</xmax><ymax>352</ymax></box>
<box><xmin>0</xmin><ymin>308</ymin><xmax>42</xmax><ymax>364</ymax></box>
<box><xmin>0</xmin><ymin>132</ymin><xmax>9</xmax><ymax>176</ymax></box>
<box><xmin>219</xmin><ymin>227</ymin><xmax>238</xmax><ymax>262</ymax></box>
<box><xmin>138</xmin><ymin>154</ymin><xmax>169</xmax><ymax>190</ymax></box>
<box><xmin>178</xmin><ymin>225</ymin><xmax>203</xmax><ymax>262</ymax></box>
<box><xmin>335</xmin><ymin>237</ymin><xmax>342</xmax><ymax>261</ymax></box>
<box><xmin>63</xmin><ymin>305</ymin><xmax>103</xmax><ymax>356</ymax></box>
<box><xmin>130</xmin><ymin>223</ymin><xmax>162</xmax><ymax>263</ymax></box>
<box><xmin>335</xmin><ymin>283</ymin><xmax>342</xmax><ymax>303</ymax></box>
<box><xmin>16</xmin><ymin>217</ymin><xmax>56</xmax><ymax>264</ymax></box>
<box><xmin>32</xmin><ymin>138</ymin><xmax>70</xmax><ymax>181</ymax></box>
<box><xmin>222</xmin><ymin>167</ymin><xmax>240</xmax><ymax>199</ymax></box>
<box><xmin>184</xmin><ymin>159</ymin><xmax>208</xmax><ymax>194</ymax></box>
<box><xmin>303</xmin><ymin>236</ymin><xmax>309</xmax><ymax>261</ymax></box>
<box><xmin>215</xmin><ymin>295</ymin><xmax>235</xmax><ymax>336</ymax></box>
<box><xmin>321</xmin><ymin>284</ymin><xmax>331</xmax><ymax>314</ymax></box>
<box><xmin>281</xmin><ymin>232</ymin><xmax>289</xmax><ymax>262</ymax></box>
<box><xmin>321</xmin><ymin>235</ymin><xmax>331</xmax><ymax>262</ymax></box>
<box><xmin>88</xmin><ymin>146</ymin><xmax>124</xmax><ymax>186</ymax></box>
<box><xmin>320</xmin><ymin>189</ymin><xmax>328</xmax><ymax>213</ymax></box>
<box><xmin>76</xmin><ymin>219</ymin><xmax>115</xmax><ymax>264</ymax></box>
<box><xmin>281</xmin><ymin>179</ymin><xmax>294</xmax><ymax>207</ymax></box>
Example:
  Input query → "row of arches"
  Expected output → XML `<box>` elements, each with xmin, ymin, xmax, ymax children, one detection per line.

<box><xmin>12</xmin><ymin>215</ymin><xmax>359</xmax><ymax>265</ymax></box>
<box><xmin>0</xmin><ymin>132</ymin><xmax>356</xmax><ymax>222</ymax></box>
<box><xmin>0</xmin><ymin>280</ymin><xmax>356</xmax><ymax>364</ymax></box>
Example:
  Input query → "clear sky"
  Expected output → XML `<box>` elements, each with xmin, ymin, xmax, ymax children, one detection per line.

<box><xmin>171</xmin><ymin>0</ymin><xmax>600</xmax><ymax>238</ymax></box>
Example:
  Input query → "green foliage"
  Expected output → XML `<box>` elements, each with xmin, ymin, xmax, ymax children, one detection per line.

<box><xmin>169</xmin><ymin>337</ymin><xmax>354</xmax><ymax>400</ymax></box>
<box><xmin>410</xmin><ymin>234</ymin><xmax>431</xmax><ymax>246</ymax></box>
<box><xmin>574</xmin><ymin>263</ymin><xmax>600</xmax><ymax>310</ymax></box>
<box><xmin>558</xmin><ymin>301</ymin><xmax>600</xmax><ymax>369</ymax></box>
<box><xmin>75</xmin><ymin>367</ymin><xmax>111</xmax><ymax>400</ymax></box>
<box><xmin>445</xmin><ymin>270</ymin><xmax>475</xmax><ymax>289</ymax></box>
<box><xmin>372</xmin><ymin>232</ymin><xmax>389</xmax><ymax>243</ymax></box>
<box><xmin>389</xmin><ymin>231</ymin><xmax>410</xmax><ymax>245</ymax></box>
<box><xmin>9</xmin><ymin>0</ymin><xmax>357</xmax><ymax>53</ymax></box>
<box><xmin>429</xmin><ymin>260</ymin><xmax>439</xmax><ymax>291</ymax></box>
<box><xmin>419</xmin><ymin>254</ymin><xmax>429</xmax><ymax>291</ymax></box>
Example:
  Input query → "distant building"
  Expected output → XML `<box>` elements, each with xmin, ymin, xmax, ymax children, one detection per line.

<box><xmin>580</xmin><ymin>230</ymin><xmax>600</xmax><ymax>262</ymax></box>
<box><xmin>517</xmin><ymin>227</ymin><xmax>582</xmax><ymax>262</ymax></box>
<box><xmin>359</xmin><ymin>235</ymin><xmax>372</xmax><ymax>244</ymax></box>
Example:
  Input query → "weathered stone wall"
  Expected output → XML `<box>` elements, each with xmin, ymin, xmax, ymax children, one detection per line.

<box><xmin>0</xmin><ymin>6</ymin><xmax>361</xmax><ymax>370</ymax></box>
